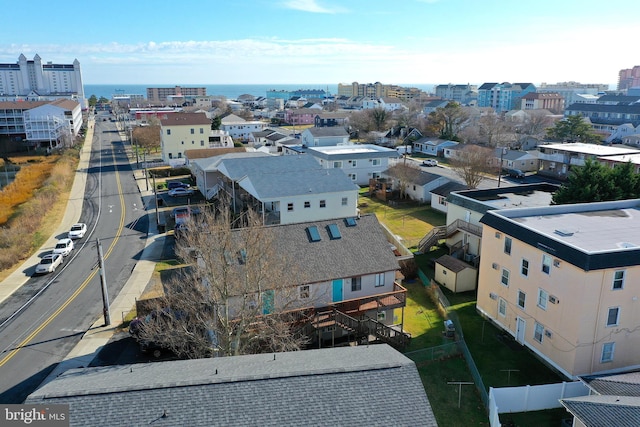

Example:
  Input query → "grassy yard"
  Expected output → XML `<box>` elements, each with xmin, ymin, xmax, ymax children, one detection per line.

<box><xmin>353</xmin><ymin>189</ymin><xmax>569</xmax><ymax>426</ymax></box>
<box><xmin>357</xmin><ymin>188</ymin><xmax>446</xmax><ymax>249</ymax></box>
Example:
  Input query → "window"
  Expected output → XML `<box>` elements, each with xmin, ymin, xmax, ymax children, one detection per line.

<box><xmin>299</xmin><ymin>285</ymin><xmax>310</xmax><ymax>299</ymax></box>
<box><xmin>333</xmin><ymin>161</ymin><xmax>343</xmax><ymax>168</ymax></box>
<box><xmin>498</xmin><ymin>298</ymin><xmax>507</xmax><ymax>317</ymax></box>
<box><xmin>341</xmin><ymin>197</ymin><xmax>348</xmax><ymax>206</ymax></box>
<box><xmin>200</xmin><ymin>141</ymin><xmax>204</xmax><ymax>146</ymax></box>
<box><xmin>542</xmin><ymin>254</ymin><xmax>552</xmax><ymax>274</ymax></box>
<box><xmin>504</xmin><ymin>237</ymin><xmax>512</xmax><ymax>255</ymax></box>
<box><xmin>167</xmin><ymin>129</ymin><xmax>171</xmax><ymax>135</ymax></box>
<box><xmin>200</xmin><ymin>128</ymin><xmax>204</xmax><ymax>134</ymax></box>
<box><xmin>601</xmin><ymin>342</ymin><xmax>615</xmax><ymax>362</ymax></box>
<box><xmin>607</xmin><ymin>307</ymin><xmax>620</xmax><ymax>327</ymax></box>
<box><xmin>534</xmin><ymin>322</ymin><xmax>544</xmax><ymax>343</ymax></box>
<box><xmin>320</xmin><ymin>200</ymin><xmax>326</xmax><ymax>208</ymax></box>
<box><xmin>190</xmin><ymin>128</ymin><xmax>194</xmax><ymax>134</ymax></box>
<box><xmin>304</xmin><ymin>201</ymin><xmax>310</xmax><ymax>208</ymax></box>
<box><xmin>351</xmin><ymin>276</ymin><xmax>361</xmax><ymax>292</ymax></box>
<box><xmin>352</xmin><ymin>160</ymin><xmax>357</xmax><ymax>167</ymax></box>
<box><xmin>372</xmin><ymin>159</ymin><xmax>381</xmax><ymax>166</ymax></box>
<box><xmin>517</xmin><ymin>291</ymin><xmax>526</xmax><ymax>309</ymax></box>
<box><xmin>521</xmin><ymin>259</ymin><xmax>529</xmax><ymax>277</ymax></box>
<box><xmin>348</xmin><ymin>173</ymin><xmax>356</xmax><ymax>181</ymax></box>
<box><xmin>377</xmin><ymin>312</ymin><xmax>386</xmax><ymax>321</ymax></box>
<box><xmin>500</xmin><ymin>268</ymin><xmax>510</xmax><ymax>286</ymax></box>
<box><xmin>613</xmin><ymin>270</ymin><xmax>625</xmax><ymax>290</ymax></box>
<box><xmin>287</xmin><ymin>203</ymin><xmax>294</xmax><ymax>212</ymax></box>
<box><xmin>375</xmin><ymin>273</ymin><xmax>385</xmax><ymax>287</ymax></box>
<box><xmin>537</xmin><ymin>289</ymin><xmax>548</xmax><ymax>310</ymax></box>
<box><xmin>181</xmin><ymin>141</ymin><xmax>185</xmax><ymax>145</ymax></box>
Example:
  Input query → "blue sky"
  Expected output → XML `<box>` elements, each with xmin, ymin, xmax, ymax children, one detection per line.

<box><xmin>1</xmin><ymin>0</ymin><xmax>637</xmax><ymax>86</ymax></box>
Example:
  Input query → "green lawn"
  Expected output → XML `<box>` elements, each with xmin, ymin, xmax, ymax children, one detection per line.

<box><xmin>370</xmin><ymin>192</ymin><xmax>568</xmax><ymax>427</ymax></box>
<box><xmin>358</xmin><ymin>189</ymin><xmax>446</xmax><ymax>249</ymax></box>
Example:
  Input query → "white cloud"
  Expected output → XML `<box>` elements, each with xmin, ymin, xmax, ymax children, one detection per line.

<box><xmin>280</xmin><ymin>0</ymin><xmax>346</xmax><ymax>13</ymax></box>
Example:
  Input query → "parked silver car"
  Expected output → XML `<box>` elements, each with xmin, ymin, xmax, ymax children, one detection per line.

<box><xmin>35</xmin><ymin>253</ymin><xmax>63</xmax><ymax>275</ymax></box>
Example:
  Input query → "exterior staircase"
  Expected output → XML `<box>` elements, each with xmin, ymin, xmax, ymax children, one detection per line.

<box><xmin>417</xmin><ymin>219</ymin><xmax>483</xmax><ymax>253</ymax></box>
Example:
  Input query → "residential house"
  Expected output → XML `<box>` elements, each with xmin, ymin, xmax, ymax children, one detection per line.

<box><xmin>492</xmin><ymin>148</ymin><xmax>539</xmax><ymax>173</ymax></box>
<box><xmin>27</xmin><ymin>345</ymin><xmax>436</xmax><ymax>427</ymax></box>
<box><xmin>220</xmin><ymin>114</ymin><xmax>267</xmax><ymax>142</ymax></box>
<box><xmin>561</xmin><ymin>370</ymin><xmax>640</xmax><ymax>427</ymax></box>
<box><xmin>595</xmin><ymin>152</ymin><xmax>640</xmax><ymax>174</ymax></box>
<box><xmin>300</xmin><ymin>127</ymin><xmax>350</xmax><ymax>147</ymax></box>
<box><xmin>314</xmin><ymin>112</ymin><xmax>350</xmax><ymax>128</ymax></box>
<box><xmin>23</xmin><ymin>99</ymin><xmax>83</xmax><ymax>145</ymax></box>
<box><xmin>477</xmin><ymin>199</ymin><xmax>640</xmax><ymax>378</ymax></box>
<box><xmin>160</xmin><ymin>112</ymin><xmax>211</xmax><ymax>164</ymax></box>
<box><xmin>382</xmin><ymin>165</ymin><xmax>450</xmax><ymax>203</ymax></box>
<box><xmin>418</xmin><ymin>183</ymin><xmax>558</xmax><ymax>270</ymax></box>
<box><xmin>477</xmin><ymin>82</ymin><xmax>537</xmax><ymax>112</ymax></box>
<box><xmin>190</xmin><ymin>153</ymin><xmax>359</xmax><ymax>225</ymax></box>
<box><xmin>283</xmin><ymin>108</ymin><xmax>317</xmax><ymax>126</ymax></box>
<box><xmin>430</xmin><ymin>181</ymin><xmax>469</xmax><ymax>213</ymax></box>
<box><xmin>413</xmin><ymin>137</ymin><xmax>458</xmax><ymax>157</ymax></box>
<box><xmin>304</xmin><ymin>144</ymin><xmax>400</xmax><ymax>186</ymax></box>
<box><xmin>564</xmin><ymin>96</ymin><xmax>640</xmax><ymax>141</ymax></box>
<box><xmin>422</xmin><ymin>99</ymin><xmax>450</xmax><ymax>114</ymax></box>
<box><xmin>608</xmin><ymin>124</ymin><xmax>640</xmax><ymax>143</ymax></box>
<box><xmin>248</xmin><ymin>129</ymin><xmax>296</xmax><ymax>153</ymax></box>
<box><xmin>537</xmin><ymin>142</ymin><xmax>640</xmax><ymax>180</ymax></box>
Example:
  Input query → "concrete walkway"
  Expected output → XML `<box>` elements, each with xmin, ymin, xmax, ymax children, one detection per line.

<box><xmin>0</xmin><ymin>115</ymin><xmax>163</xmax><ymax>385</ymax></box>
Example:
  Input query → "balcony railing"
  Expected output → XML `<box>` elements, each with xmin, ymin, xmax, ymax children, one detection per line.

<box><xmin>328</xmin><ymin>281</ymin><xmax>407</xmax><ymax>314</ymax></box>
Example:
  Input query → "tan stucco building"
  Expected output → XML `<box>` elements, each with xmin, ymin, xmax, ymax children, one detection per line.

<box><xmin>477</xmin><ymin>199</ymin><xmax>640</xmax><ymax>379</ymax></box>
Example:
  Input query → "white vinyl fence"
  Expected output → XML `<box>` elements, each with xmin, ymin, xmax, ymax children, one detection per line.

<box><xmin>488</xmin><ymin>381</ymin><xmax>589</xmax><ymax>427</ymax></box>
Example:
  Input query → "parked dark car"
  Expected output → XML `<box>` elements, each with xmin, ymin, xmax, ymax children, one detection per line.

<box><xmin>506</xmin><ymin>169</ymin><xmax>525</xmax><ymax>179</ymax></box>
<box><xmin>167</xmin><ymin>181</ymin><xmax>190</xmax><ymax>190</ymax></box>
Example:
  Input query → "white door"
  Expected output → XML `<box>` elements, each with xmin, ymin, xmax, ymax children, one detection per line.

<box><xmin>516</xmin><ymin>317</ymin><xmax>526</xmax><ymax>344</ymax></box>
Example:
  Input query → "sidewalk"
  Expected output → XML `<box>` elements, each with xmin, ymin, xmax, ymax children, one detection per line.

<box><xmin>4</xmin><ymin>116</ymin><xmax>164</xmax><ymax>385</ymax></box>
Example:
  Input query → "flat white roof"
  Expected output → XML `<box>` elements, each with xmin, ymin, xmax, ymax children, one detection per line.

<box><xmin>540</xmin><ymin>142</ymin><xmax>640</xmax><ymax>156</ymax></box>
<box><xmin>495</xmin><ymin>199</ymin><xmax>640</xmax><ymax>253</ymax></box>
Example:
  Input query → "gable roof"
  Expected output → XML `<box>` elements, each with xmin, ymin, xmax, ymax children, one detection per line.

<box><xmin>561</xmin><ymin>395</ymin><xmax>640</xmax><ymax>427</ymax></box>
<box><xmin>304</xmin><ymin>127</ymin><xmax>349</xmax><ymax>137</ymax></box>
<box><xmin>269</xmin><ymin>214</ymin><xmax>399</xmax><ymax>283</ymax></box>
<box><xmin>184</xmin><ymin>147</ymin><xmax>247</xmax><ymax>160</ymax></box>
<box><xmin>384</xmin><ymin>165</ymin><xmax>444</xmax><ymax>186</ymax></box>
<box><xmin>431</xmin><ymin>181</ymin><xmax>469</xmax><ymax>196</ymax></box>
<box><xmin>581</xmin><ymin>371</ymin><xmax>640</xmax><ymax>397</ymax></box>
<box><xmin>27</xmin><ymin>344</ymin><xmax>437</xmax><ymax>427</ymax></box>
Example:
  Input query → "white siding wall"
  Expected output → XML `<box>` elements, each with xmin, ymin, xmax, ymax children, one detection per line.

<box><xmin>277</xmin><ymin>191</ymin><xmax>358</xmax><ymax>224</ymax></box>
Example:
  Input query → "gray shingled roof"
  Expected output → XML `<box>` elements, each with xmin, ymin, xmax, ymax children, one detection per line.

<box><xmin>561</xmin><ymin>395</ymin><xmax>640</xmax><ymax>427</ymax></box>
<box><xmin>219</xmin><ymin>153</ymin><xmax>321</xmax><ymax>180</ymax></box>
<box><xmin>240</xmin><ymin>168</ymin><xmax>358</xmax><ymax>199</ymax></box>
<box><xmin>431</xmin><ymin>181</ymin><xmax>468</xmax><ymax>197</ymax></box>
<box><xmin>268</xmin><ymin>214</ymin><xmax>399</xmax><ymax>284</ymax></box>
<box><xmin>27</xmin><ymin>344</ymin><xmax>437</xmax><ymax>427</ymax></box>
<box><xmin>305</xmin><ymin>127</ymin><xmax>349</xmax><ymax>137</ymax></box>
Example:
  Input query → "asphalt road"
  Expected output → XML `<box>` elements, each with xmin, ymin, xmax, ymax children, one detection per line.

<box><xmin>0</xmin><ymin>115</ymin><xmax>147</xmax><ymax>403</ymax></box>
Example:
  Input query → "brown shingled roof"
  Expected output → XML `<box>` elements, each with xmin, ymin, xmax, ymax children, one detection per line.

<box><xmin>160</xmin><ymin>112</ymin><xmax>210</xmax><ymax>126</ymax></box>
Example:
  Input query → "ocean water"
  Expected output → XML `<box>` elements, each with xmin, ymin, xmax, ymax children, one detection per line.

<box><xmin>84</xmin><ymin>83</ymin><xmax>436</xmax><ymax>100</ymax></box>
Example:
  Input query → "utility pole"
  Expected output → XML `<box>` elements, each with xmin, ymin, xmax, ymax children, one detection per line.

<box><xmin>96</xmin><ymin>239</ymin><xmax>111</xmax><ymax>326</ymax></box>
<box><xmin>497</xmin><ymin>147</ymin><xmax>507</xmax><ymax>187</ymax></box>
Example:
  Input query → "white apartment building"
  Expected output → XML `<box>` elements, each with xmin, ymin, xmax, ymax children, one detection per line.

<box><xmin>0</xmin><ymin>54</ymin><xmax>85</xmax><ymax>108</ymax></box>
<box><xmin>220</xmin><ymin>114</ymin><xmax>267</xmax><ymax>142</ymax></box>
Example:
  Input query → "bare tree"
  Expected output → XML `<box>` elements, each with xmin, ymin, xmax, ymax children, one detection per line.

<box><xmin>427</xmin><ymin>102</ymin><xmax>468</xmax><ymax>141</ymax></box>
<box><xmin>349</xmin><ymin>109</ymin><xmax>374</xmax><ymax>133</ymax></box>
<box><xmin>132</xmin><ymin>203</ymin><xmax>313</xmax><ymax>358</ymax></box>
<box><xmin>519</xmin><ymin>110</ymin><xmax>555</xmax><ymax>137</ymax></box>
<box><xmin>132</xmin><ymin>125</ymin><xmax>161</xmax><ymax>155</ymax></box>
<box><xmin>386</xmin><ymin>162</ymin><xmax>423</xmax><ymax>199</ymax></box>
<box><xmin>450</xmin><ymin>145</ymin><xmax>494</xmax><ymax>189</ymax></box>
<box><xmin>477</xmin><ymin>112</ymin><xmax>513</xmax><ymax>147</ymax></box>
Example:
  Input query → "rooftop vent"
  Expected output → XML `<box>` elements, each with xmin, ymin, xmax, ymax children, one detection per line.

<box><xmin>618</xmin><ymin>242</ymin><xmax>638</xmax><ymax>249</ymax></box>
<box><xmin>554</xmin><ymin>229</ymin><xmax>575</xmax><ymax>237</ymax></box>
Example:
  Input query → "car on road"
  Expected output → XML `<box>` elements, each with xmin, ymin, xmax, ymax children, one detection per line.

<box><xmin>422</xmin><ymin>159</ymin><xmax>438</xmax><ymax>167</ymax></box>
<box><xmin>35</xmin><ymin>253</ymin><xmax>63</xmax><ymax>275</ymax></box>
<box><xmin>53</xmin><ymin>238</ymin><xmax>74</xmax><ymax>257</ymax></box>
<box><xmin>168</xmin><ymin>187</ymin><xmax>195</xmax><ymax>197</ymax></box>
<box><xmin>68</xmin><ymin>223</ymin><xmax>87</xmax><ymax>239</ymax></box>
<box><xmin>167</xmin><ymin>181</ymin><xmax>190</xmax><ymax>190</ymax></box>
<box><xmin>506</xmin><ymin>168</ymin><xmax>525</xmax><ymax>179</ymax></box>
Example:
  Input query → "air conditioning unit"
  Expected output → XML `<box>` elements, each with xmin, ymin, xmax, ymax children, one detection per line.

<box><xmin>464</xmin><ymin>253</ymin><xmax>473</xmax><ymax>262</ymax></box>
<box><xmin>495</xmin><ymin>232</ymin><xmax>502</xmax><ymax>239</ymax></box>
<box><xmin>492</xmin><ymin>263</ymin><xmax>499</xmax><ymax>270</ymax></box>
<box><xmin>489</xmin><ymin>292</ymin><xmax>498</xmax><ymax>300</ymax></box>
<box><xmin>548</xmin><ymin>295</ymin><xmax>559</xmax><ymax>304</ymax></box>
<box><xmin>553</xmin><ymin>259</ymin><xmax>561</xmax><ymax>267</ymax></box>
<box><xmin>544</xmin><ymin>330</ymin><xmax>553</xmax><ymax>338</ymax></box>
